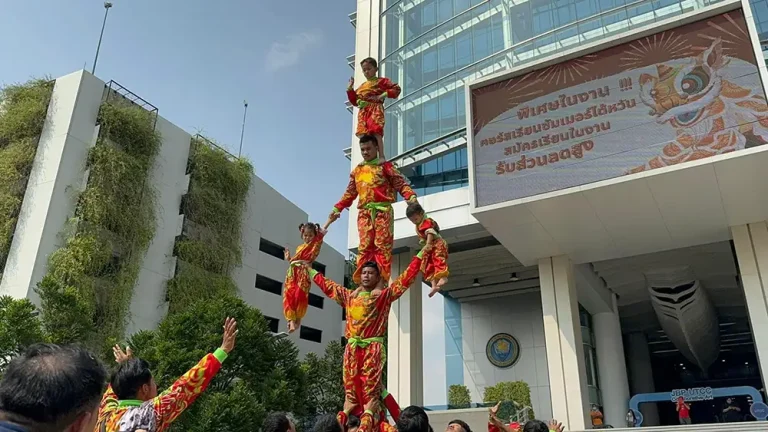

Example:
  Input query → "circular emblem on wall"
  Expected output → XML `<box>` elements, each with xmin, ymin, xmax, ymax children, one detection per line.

<box><xmin>486</xmin><ymin>333</ymin><xmax>520</xmax><ymax>368</ymax></box>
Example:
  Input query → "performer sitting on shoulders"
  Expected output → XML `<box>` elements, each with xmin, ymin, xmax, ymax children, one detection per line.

<box><xmin>283</xmin><ymin>220</ymin><xmax>332</xmax><ymax>333</ymax></box>
<box><xmin>405</xmin><ymin>202</ymin><xmax>449</xmax><ymax>298</ymax></box>
<box><xmin>347</xmin><ymin>57</ymin><xmax>401</xmax><ymax>161</ymax></box>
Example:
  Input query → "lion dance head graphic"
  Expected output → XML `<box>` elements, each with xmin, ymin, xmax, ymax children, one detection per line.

<box><xmin>629</xmin><ymin>38</ymin><xmax>768</xmax><ymax>174</ymax></box>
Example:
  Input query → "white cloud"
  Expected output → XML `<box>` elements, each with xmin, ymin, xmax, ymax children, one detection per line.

<box><xmin>264</xmin><ymin>31</ymin><xmax>323</xmax><ymax>72</ymax></box>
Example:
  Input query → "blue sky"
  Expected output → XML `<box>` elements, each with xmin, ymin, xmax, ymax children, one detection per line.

<box><xmin>2</xmin><ymin>0</ymin><xmax>448</xmax><ymax>405</ymax></box>
<box><xmin>0</xmin><ymin>0</ymin><xmax>354</xmax><ymax>252</ymax></box>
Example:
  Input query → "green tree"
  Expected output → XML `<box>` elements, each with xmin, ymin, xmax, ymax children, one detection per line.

<box><xmin>448</xmin><ymin>384</ymin><xmax>472</xmax><ymax>408</ymax></box>
<box><xmin>0</xmin><ymin>296</ymin><xmax>46</xmax><ymax>373</ymax></box>
<box><xmin>302</xmin><ymin>340</ymin><xmax>345</xmax><ymax>418</ymax></box>
<box><xmin>128</xmin><ymin>295</ymin><xmax>307</xmax><ymax>432</ymax></box>
<box><xmin>483</xmin><ymin>381</ymin><xmax>535</xmax><ymax>421</ymax></box>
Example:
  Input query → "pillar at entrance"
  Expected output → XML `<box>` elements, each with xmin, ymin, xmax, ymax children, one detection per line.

<box><xmin>626</xmin><ymin>332</ymin><xmax>659</xmax><ymax>426</ymax></box>
<box><xmin>539</xmin><ymin>256</ymin><xmax>589</xmax><ymax>430</ymax></box>
<box><xmin>732</xmin><ymin>222</ymin><xmax>768</xmax><ymax>390</ymax></box>
<box><xmin>387</xmin><ymin>250</ymin><xmax>424</xmax><ymax>407</ymax></box>
<box><xmin>593</xmin><ymin>294</ymin><xmax>630</xmax><ymax>428</ymax></box>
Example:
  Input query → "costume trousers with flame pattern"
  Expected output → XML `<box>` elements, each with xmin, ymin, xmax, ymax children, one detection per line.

<box><xmin>354</xmin><ymin>208</ymin><xmax>393</xmax><ymax>284</ymax></box>
<box><xmin>344</xmin><ymin>340</ymin><xmax>387</xmax><ymax>417</ymax></box>
<box><xmin>283</xmin><ymin>265</ymin><xmax>311</xmax><ymax>322</ymax></box>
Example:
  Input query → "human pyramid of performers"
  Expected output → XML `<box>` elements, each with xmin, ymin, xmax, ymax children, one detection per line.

<box><xmin>281</xmin><ymin>57</ymin><xmax>449</xmax><ymax>431</ymax></box>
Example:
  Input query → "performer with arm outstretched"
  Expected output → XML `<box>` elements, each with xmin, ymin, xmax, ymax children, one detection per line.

<box><xmin>282</xmin><ymin>219</ymin><xmax>332</xmax><ymax>333</ymax></box>
<box><xmin>348</xmin><ymin>57</ymin><xmax>401</xmax><ymax>161</ymax></box>
<box><xmin>304</xmin><ymin>245</ymin><xmax>426</xmax><ymax>419</ymax></box>
<box><xmin>329</xmin><ymin>135</ymin><xmax>418</xmax><ymax>288</ymax></box>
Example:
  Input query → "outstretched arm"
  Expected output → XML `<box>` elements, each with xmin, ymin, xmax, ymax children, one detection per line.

<box><xmin>333</xmin><ymin>172</ymin><xmax>359</xmax><ymax>216</ymax></box>
<box><xmin>383</xmin><ymin>162</ymin><xmax>416</xmax><ymax>203</ymax></box>
<box><xmin>309</xmin><ymin>265</ymin><xmax>350</xmax><ymax>306</ymax></box>
<box><xmin>152</xmin><ymin>318</ymin><xmax>238</xmax><ymax>426</ymax></box>
<box><xmin>386</xmin><ymin>249</ymin><xmax>425</xmax><ymax>301</ymax></box>
<box><xmin>347</xmin><ymin>77</ymin><xmax>358</xmax><ymax>106</ymax></box>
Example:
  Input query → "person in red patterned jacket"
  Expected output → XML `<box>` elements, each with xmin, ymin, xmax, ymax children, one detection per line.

<box><xmin>95</xmin><ymin>317</ymin><xmax>238</xmax><ymax>432</ymax></box>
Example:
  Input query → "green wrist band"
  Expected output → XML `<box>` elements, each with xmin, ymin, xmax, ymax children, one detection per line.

<box><xmin>213</xmin><ymin>348</ymin><xmax>228</xmax><ymax>363</ymax></box>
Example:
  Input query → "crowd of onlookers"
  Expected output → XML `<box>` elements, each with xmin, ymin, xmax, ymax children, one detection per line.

<box><xmin>0</xmin><ymin>318</ymin><xmax>565</xmax><ymax>432</ymax></box>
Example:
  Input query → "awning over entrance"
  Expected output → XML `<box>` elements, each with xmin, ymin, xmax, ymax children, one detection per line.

<box><xmin>471</xmin><ymin>146</ymin><xmax>768</xmax><ymax>266</ymax></box>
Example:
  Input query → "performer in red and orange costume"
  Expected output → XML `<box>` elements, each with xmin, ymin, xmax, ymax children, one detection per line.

<box><xmin>96</xmin><ymin>318</ymin><xmax>238</xmax><ymax>432</ymax></box>
<box><xmin>329</xmin><ymin>135</ymin><xmax>417</xmax><ymax>287</ymax></box>
<box><xmin>304</xmin><ymin>246</ymin><xmax>425</xmax><ymax>420</ymax></box>
<box><xmin>347</xmin><ymin>57</ymin><xmax>401</xmax><ymax>161</ymax></box>
<box><xmin>405</xmin><ymin>202</ymin><xmax>449</xmax><ymax>298</ymax></box>
<box><xmin>283</xmin><ymin>221</ymin><xmax>332</xmax><ymax>333</ymax></box>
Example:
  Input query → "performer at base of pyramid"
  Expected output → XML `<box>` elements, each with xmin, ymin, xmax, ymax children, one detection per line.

<box><xmin>347</xmin><ymin>57</ymin><xmax>401</xmax><ymax>161</ymax></box>
<box><xmin>302</xmin><ymin>246</ymin><xmax>425</xmax><ymax>418</ymax></box>
<box><xmin>329</xmin><ymin>135</ymin><xmax>418</xmax><ymax>287</ymax></box>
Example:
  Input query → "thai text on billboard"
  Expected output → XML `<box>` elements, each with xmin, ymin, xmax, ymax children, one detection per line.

<box><xmin>470</xmin><ymin>10</ymin><xmax>767</xmax><ymax>207</ymax></box>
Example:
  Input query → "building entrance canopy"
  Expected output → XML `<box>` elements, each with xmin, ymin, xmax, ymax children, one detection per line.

<box><xmin>466</xmin><ymin>1</ymin><xmax>768</xmax><ymax>266</ymax></box>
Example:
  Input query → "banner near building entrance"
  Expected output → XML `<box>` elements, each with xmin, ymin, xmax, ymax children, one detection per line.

<box><xmin>470</xmin><ymin>9</ymin><xmax>768</xmax><ymax>208</ymax></box>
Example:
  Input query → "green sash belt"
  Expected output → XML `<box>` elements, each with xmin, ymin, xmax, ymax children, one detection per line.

<box><xmin>347</xmin><ymin>336</ymin><xmax>385</xmax><ymax>349</ymax></box>
<box><xmin>363</xmin><ymin>202</ymin><xmax>391</xmax><ymax>224</ymax></box>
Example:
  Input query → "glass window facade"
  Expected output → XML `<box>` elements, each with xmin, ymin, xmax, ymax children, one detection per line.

<box><xmin>376</xmin><ymin>0</ymin><xmax>768</xmax><ymax>190</ymax></box>
<box><xmin>579</xmin><ymin>305</ymin><xmax>602</xmax><ymax>407</ymax></box>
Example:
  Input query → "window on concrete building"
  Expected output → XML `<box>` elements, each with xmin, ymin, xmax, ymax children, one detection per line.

<box><xmin>300</xmin><ymin>326</ymin><xmax>322</xmax><ymax>343</ymax></box>
<box><xmin>308</xmin><ymin>292</ymin><xmax>324</xmax><ymax>309</ymax></box>
<box><xmin>264</xmin><ymin>316</ymin><xmax>279</xmax><ymax>333</ymax></box>
<box><xmin>255</xmin><ymin>275</ymin><xmax>282</xmax><ymax>296</ymax></box>
<box><xmin>259</xmin><ymin>238</ymin><xmax>285</xmax><ymax>260</ymax></box>
<box><xmin>312</xmin><ymin>261</ymin><xmax>327</xmax><ymax>275</ymax></box>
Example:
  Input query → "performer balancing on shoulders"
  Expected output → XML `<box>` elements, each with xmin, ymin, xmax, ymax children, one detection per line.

<box><xmin>329</xmin><ymin>135</ymin><xmax>418</xmax><ymax>288</ymax></box>
<box><xmin>283</xmin><ymin>220</ymin><xmax>333</xmax><ymax>333</ymax></box>
<box><xmin>405</xmin><ymin>202</ymin><xmax>449</xmax><ymax>298</ymax></box>
<box><xmin>97</xmin><ymin>317</ymin><xmax>238</xmax><ymax>432</ymax></box>
<box><xmin>300</xmin><ymin>244</ymin><xmax>428</xmax><ymax>420</ymax></box>
<box><xmin>347</xmin><ymin>57</ymin><xmax>401</xmax><ymax>161</ymax></box>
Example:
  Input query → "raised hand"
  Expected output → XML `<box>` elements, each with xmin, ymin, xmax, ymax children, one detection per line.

<box><xmin>328</xmin><ymin>211</ymin><xmax>341</xmax><ymax>223</ymax></box>
<box><xmin>344</xmin><ymin>396</ymin><xmax>357</xmax><ymax>414</ymax></box>
<box><xmin>220</xmin><ymin>317</ymin><xmax>238</xmax><ymax>354</ymax></box>
<box><xmin>284</xmin><ymin>248</ymin><xmax>291</xmax><ymax>260</ymax></box>
<box><xmin>364</xmin><ymin>398</ymin><xmax>380</xmax><ymax>414</ymax></box>
<box><xmin>348</xmin><ymin>77</ymin><xmax>355</xmax><ymax>89</ymax></box>
<box><xmin>547</xmin><ymin>420</ymin><xmax>563</xmax><ymax>432</ymax></box>
<box><xmin>113</xmin><ymin>344</ymin><xmax>132</xmax><ymax>363</ymax></box>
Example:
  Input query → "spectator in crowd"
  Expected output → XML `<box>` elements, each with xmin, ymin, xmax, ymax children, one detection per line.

<box><xmin>96</xmin><ymin>317</ymin><xmax>238</xmax><ymax>432</ymax></box>
<box><xmin>446</xmin><ymin>420</ymin><xmax>471</xmax><ymax>432</ymax></box>
<box><xmin>488</xmin><ymin>403</ymin><xmax>564</xmax><ymax>432</ymax></box>
<box><xmin>676</xmin><ymin>397</ymin><xmax>691</xmax><ymax>425</ymax></box>
<box><xmin>0</xmin><ymin>343</ymin><xmax>106</xmax><ymax>432</ymax></box>
<box><xmin>397</xmin><ymin>406</ymin><xmax>432</xmax><ymax>432</ymax></box>
<box><xmin>314</xmin><ymin>414</ymin><xmax>343</xmax><ymax>432</ymax></box>
<box><xmin>347</xmin><ymin>415</ymin><xmax>361</xmax><ymax>432</ymax></box>
<box><xmin>264</xmin><ymin>413</ymin><xmax>296</xmax><ymax>432</ymax></box>
<box><xmin>590</xmin><ymin>405</ymin><xmax>603</xmax><ymax>427</ymax></box>
<box><xmin>722</xmin><ymin>398</ymin><xmax>742</xmax><ymax>423</ymax></box>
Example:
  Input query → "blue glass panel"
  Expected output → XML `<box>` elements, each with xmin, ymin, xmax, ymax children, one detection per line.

<box><xmin>423</xmin><ymin>0</ymin><xmax>438</xmax><ymax>27</ymax></box>
<box><xmin>438</xmin><ymin>0</ymin><xmax>454</xmax><ymax>22</ymax></box>
<box><xmin>439</xmin><ymin>90</ymin><xmax>458</xmax><ymax>135</ymax></box>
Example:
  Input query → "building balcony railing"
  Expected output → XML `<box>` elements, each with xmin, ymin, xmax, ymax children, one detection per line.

<box><xmin>349</xmin><ymin>11</ymin><xmax>357</xmax><ymax>28</ymax></box>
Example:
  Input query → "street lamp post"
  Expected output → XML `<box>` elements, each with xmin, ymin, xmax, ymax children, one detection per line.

<box><xmin>92</xmin><ymin>2</ymin><xmax>113</xmax><ymax>75</ymax></box>
<box><xmin>238</xmin><ymin>100</ymin><xmax>248</xmax><ymax>158</ymax></box>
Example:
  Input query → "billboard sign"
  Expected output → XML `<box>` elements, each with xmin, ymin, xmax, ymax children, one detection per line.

<box><xmin>470</xmin><ymin>9</ymin><xmax>768</xmax><ymax>208</ymax></box>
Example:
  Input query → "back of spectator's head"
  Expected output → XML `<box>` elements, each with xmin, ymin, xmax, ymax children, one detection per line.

<box><xmin>447</xmin><ymin>419</ymin><xmax>472</xmax><ymax>432</ymax></box>
<box><xmin>313</xmin><ymin>414</ymin><xmax>342</xmax><ymax>432</ymax></box>
<box><xmin>522</xmin><ymin>420</ymin><xmax>549</xmax><ymax>432</ymax></box>
<box><xmin>0</xmin><ymin>343</ymin><xmax>106</xmax><ymax>432</ymax></box>
<box><xmin>110</xmin><ymin>357</ymin><xmax>157</xmax><ymax>401</ymax></box>
<box><xmin>264</xmin><ymin>412</ymin><xmax>296</xmax><ymax>432</ymax></box>
<box><xmin>347</xmin><ymin>415</ymin><xmax>361</xmax><ymax>432</ymax></box>
<box><xmin>398</xmin><ymin>406</ymin><xmax>431</xmax><ymax>432</ymax></box>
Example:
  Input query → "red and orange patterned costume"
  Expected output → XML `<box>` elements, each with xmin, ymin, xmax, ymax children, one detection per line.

<box><xmin>416</xmin><ymin>217</ymin><xmax>449</xmax><ymax>282</ymax></box>
<box><xmin>96</xmin><ymin>349</ymin><xmax>227</xmax><ymax>432</ymax></box>
<box><xmin>310</xmin><ymin>251</ymin><xmax>422</xmax><ymax>418</ymax></box>
<box><xmin>283</xmin><ymin>230</ymin><xmax>325</xmax><ymax>323</ymax></box>
<box><xmin>348</xmin><ymin>77</ymin><xmax>401</xmax><ymax>137</ymax></box>
<box><xmin>342</xmin><ymin>410</ymin><xmax>397</xmax><ymax>432</ymax></box>
<box><xmin>334</xmin><ymin>160</ymin><xmax>416</xmax><ymax>284</ymax></box>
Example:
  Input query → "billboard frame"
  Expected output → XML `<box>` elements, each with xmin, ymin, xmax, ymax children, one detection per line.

<box><xmin>465</xmin><ymin>0</ymin><xmax>768</xmax><ymax>213</ymax></box>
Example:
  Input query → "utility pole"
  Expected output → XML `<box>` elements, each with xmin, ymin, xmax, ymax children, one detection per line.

<box><xmin>92</xmin><ymin>2</ymin><xmax>114</xmax><ymax>75</ymax></box>
<box><xmin>239</xmin><ymin>100</ymin><xmax>248</xmax><ymax>158</ymax></box>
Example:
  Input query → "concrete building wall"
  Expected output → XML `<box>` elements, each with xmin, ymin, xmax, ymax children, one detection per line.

<box><xmin>459</xmin><ymin>292</ymin><xmax>552</xmax><ymax>420</ymax></box>
<box><xmin>1</xmin><ymin>70</ymin><xmax>344</xmax><ymax>358</ymax></box>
